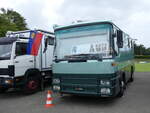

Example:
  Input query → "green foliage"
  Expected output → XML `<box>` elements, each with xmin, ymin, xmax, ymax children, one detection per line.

<box><xmin>135</xmin><ymin>63</ymin><xmax>150</xmax><ymax>72</ymax></box>
<box><xmin>0</xmin><ymin>8</ymin><xmax>28</xmax><ymax>37</ymax></box>
<box><xmin>0</xmin><ymin>16</ymin><xmax>17</xmax><ymax>36</ymax></box>
<box><xmin>135</xmin><ymin>55</ymin><xmax>150</xmax><ymax>59</ymax></box>
<box><xmin>134</xmin><ymin>43</ymin><xmax>150</xmax><ymax>55</ymax></box>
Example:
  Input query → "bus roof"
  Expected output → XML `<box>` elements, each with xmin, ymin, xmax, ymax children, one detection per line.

<box><xmin>53</xmin><ymin>20</ymin><xmax>135</xmax><ymax>40</ymax></box>
<box><xmin>53</xmin><ymin>20</ymin><xmax>115</xmax><ymax>31</ymax></box>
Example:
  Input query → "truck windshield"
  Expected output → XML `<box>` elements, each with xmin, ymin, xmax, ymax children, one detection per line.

<box><xmin>55</xmin><ymin>24</ymin><xmax>112</xmax><ymax>61</ymax></box>
<box><xmin>0</xmin><ymin>44</ymin><xmax>12</xmax><ymax>60</ymax></box>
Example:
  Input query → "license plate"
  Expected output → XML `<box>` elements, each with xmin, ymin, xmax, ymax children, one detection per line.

<box><xmin>75</xmin><ymin>87</ymin><xmax>84</xmax><ymax>91</ymax></box>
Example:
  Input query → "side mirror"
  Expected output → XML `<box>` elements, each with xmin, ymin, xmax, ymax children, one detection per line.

<box><xmin>117</xmin><ymin>30</ymin><xmax>123</xmax><ymax>48</ymax></box>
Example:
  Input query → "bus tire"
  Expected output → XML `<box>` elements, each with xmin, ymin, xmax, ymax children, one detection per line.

<box><xmin>117</xmin><ymin>80</ymin><xmax>125</xmax><ymax>97</ymax></box>
<box><xmin>23</xmin><ymin>75</ymin><xmax>40</xmax><ymax>94</ymax></box>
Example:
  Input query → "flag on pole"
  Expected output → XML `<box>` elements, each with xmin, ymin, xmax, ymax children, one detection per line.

<box><xmin>27</xmin><ymin>31</ymin><xmax>36</xmax><ymax>55</ymax></box>
<box><xmin>31</xmin><ymin>33</ymin><xmax>43</xmax><ymax>56</ymax></box>
<box><xmin>27</xmin><ymin>31</ymin><xmax>43</xmax><ymax>56</ymax></box>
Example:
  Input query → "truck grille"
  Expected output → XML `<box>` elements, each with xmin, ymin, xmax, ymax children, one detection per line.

<box><xmin>0</xmin><ymin>66</ymin><xmax>14</xmax><ymax>76</ymax></box>
<box><xmin>0</xmin><ymin>78</ymin><xmax>4</xmax><ymax>83</ymax></box>
<box><xmin>0</xmin><ymin>68</ymin><xmax>9</xmax><ymax>75</ymax></box>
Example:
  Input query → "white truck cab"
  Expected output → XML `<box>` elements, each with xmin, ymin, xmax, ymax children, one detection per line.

<box><xmin>0</xmin><ymin>30</ymin><xmax>54</xmax><ymax>93</ymax></box>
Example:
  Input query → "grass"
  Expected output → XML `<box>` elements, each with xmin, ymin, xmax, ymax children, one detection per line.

<box><xmin>135</xmin><ymin>58</ymin><xmax>150</xmax><ymax>72</ymax></box>
<box><xmin>135</xmin><ymin>63</ymin><xmax>150</xmax><ymax>72</ymax></box>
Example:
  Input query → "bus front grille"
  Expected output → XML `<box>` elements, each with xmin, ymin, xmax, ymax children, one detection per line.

<box><xmin>61</xmin><ymin>77</ymin><xmax>99</xmax><ymax>94</ymax></box>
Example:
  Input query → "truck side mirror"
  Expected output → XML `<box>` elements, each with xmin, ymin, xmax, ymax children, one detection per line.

<box><xmin>117</xmin><ymin>30</ymin><xmax>123</xmax><ymax>48</ymax></box>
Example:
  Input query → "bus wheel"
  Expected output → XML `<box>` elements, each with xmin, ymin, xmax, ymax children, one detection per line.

<box><xmin>117</xmin><ymin>80</ymin><xmax>125</xmax><ymax>97</ymax></box>
<box><xmin>24</xmin><ymin>76</ymin><xmax>40</xmax><ymax>94</ymax></box>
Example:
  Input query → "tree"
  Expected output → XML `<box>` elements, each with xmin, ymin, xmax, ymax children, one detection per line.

<box><xmin>0</xmin><ymin>8</ymin><xmax>28</xmax><ymax>37</ymax></box>
<box><xmin>145</xmin><ymin>48</ymin><xmax>150</xmax><ymax>55</ymax></box>
<box><xmin>134</xmin><ymin>43</ymin><xmax>150</xmax><ymax>55</ymax></box>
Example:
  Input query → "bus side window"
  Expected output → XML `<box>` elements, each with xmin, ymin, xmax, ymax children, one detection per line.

<box><xmin>130</xmin><ymin>38</ymin><xmax>133</xmax><ymax>48</ymax></box>
<box><xmin>123</xmin><ymin>34</ymin><xmax>129</xmax><ymax>49</ymax></box>
<box><xmin>15</xmin><ymin>43</ymin><xmax>27</xmax><ymax>56</ymax></box>
<box><xmin>128</xmin><ymin>38</ymin><xmax>130</xmax><ymax>48</ymax></box>
<box><xmin>131</xmin><ymin>40</ymin><xmax>134</xmax><ymax>48</ymax></box>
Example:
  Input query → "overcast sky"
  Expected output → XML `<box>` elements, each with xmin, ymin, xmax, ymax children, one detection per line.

<box><xmin>0</xmin><ymin>0</ymin><xmax>150</xmax><ymax>47</ymax></box>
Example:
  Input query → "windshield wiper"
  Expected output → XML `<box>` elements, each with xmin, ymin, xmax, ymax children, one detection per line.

<box><xmin>66</xmin><ymin>54</ymin><xmax>102</xmax><ymax>60</ymax></box>
<box><xmin>55</xmin><ymin>54</ymin><xmax>102</xmax><ymax>63</ymax></box>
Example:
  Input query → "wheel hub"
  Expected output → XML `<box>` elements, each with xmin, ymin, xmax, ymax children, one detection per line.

<box><xmin>28</xmin><ymin>80</ymin><xmax>38</xmax><ymax>90</ymax></box>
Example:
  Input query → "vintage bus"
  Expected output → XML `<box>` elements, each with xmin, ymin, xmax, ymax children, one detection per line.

<box><xmin>52</xmin><ymin>21</ymin><xmax>135</xmax><ymax>97</ymax></box>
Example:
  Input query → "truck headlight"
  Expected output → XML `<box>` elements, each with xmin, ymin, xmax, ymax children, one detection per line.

<box><xmin>5</xmin><ymin>79</ymin><xmax>13</xmax><ymax>84</ymax></box>
<box><xmin>53</xmin><ymin>85</ymin><xmax>60</xmax><ymax>91</ymax></box>
<box><xmin>100</xmin><ymin>80</ymin><xmax>110</xmax><ymax>86</ymax></box>
<box><xmin>53</xmin><ymin>78</ymin><xmax>60</xmax><ymax>84</ymax></box>
<box><xmin>100</xmin><ymin>88</ymin><xmax>111</xmax><ymax>94</ymax></box>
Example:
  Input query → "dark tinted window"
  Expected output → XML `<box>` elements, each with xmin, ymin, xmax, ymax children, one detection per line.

<box><xmin>48</xmin><ymin>37</ymin><xmax>54</xmax><ymax>45</ymax></box>
<box><xmin>15</xmin><ymin>42</ymin><xmax>27</xmax><ymax>56</ymax></box>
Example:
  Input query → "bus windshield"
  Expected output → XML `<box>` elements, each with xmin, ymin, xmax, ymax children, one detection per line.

<box><xmin>0</xmin><ymin>44</ymin><xmax>13</xmax><ymax>60</ymax></box>
<box><xmin>55</xmin><ymin>24</ymin><xmax>112</xmax><ymax>61</ymax></box>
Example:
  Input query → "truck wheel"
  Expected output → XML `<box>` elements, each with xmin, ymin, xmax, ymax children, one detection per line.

<box><xmin>117</xmin><ymin>80</ymin><xmax>125</xmax><ymax>97</ymax></box>
<box><xmin>24</xmin><ymin>76</ymin><xmax>40</xmax><ymax>94</ymax></box>
<box><xmin>0</xmin><ymin>88</ymin><xmax>8</xmax><ymax>93</ymax></box>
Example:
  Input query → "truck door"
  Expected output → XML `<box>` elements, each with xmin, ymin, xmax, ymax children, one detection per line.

<box><xmin>41</xmin><ymin>36</ymin><xmax>54</xmax><ymax>69</ymax></box>
<box><xmin>14</xmin><ymin>42</ymin><xmax>34</xmax><ymax>77</ymax></box>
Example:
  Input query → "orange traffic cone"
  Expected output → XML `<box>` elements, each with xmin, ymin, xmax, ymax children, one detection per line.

<box><xmin>45</xmin><ymin>90</ymin><xmax>54</xmax><ymax>108</ymax></box>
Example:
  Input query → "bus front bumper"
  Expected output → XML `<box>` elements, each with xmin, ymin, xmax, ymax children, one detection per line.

<box><xmin>52</xmin><ymin>74</ymin><xmax>120</xmax><ymax>97</ymax></box>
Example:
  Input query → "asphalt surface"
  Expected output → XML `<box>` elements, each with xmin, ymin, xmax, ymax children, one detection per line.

<box><xmin>0</xmin><ymin>72</ymin><xmax>150</xmax><ymax>113</ymax></box>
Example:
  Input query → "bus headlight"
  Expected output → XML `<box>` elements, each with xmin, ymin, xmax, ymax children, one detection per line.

<box><xmin>53</xmin><ymin>78</ymin><xmax>60</xmax><ymax>84</ymax></box>
<box><xmin>53</xmin><ymin>85</ymin><xmax>60</xmax><ymax>91</ymax></box>
<box><xmin>100</xmin><ymin>88</ymin><xmax>111</xmax><ymax>94</ymax></box>
<box><xmin>100</xmin><ymin>80</ymin><xmax>110</xmax><ymax>86</ymax></box>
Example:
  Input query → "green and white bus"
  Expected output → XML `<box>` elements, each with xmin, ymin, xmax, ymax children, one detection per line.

<box><xmin>52</xmin><ymin>21</ymin><xmax>135</xmax><ymax>97</ymax></box>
